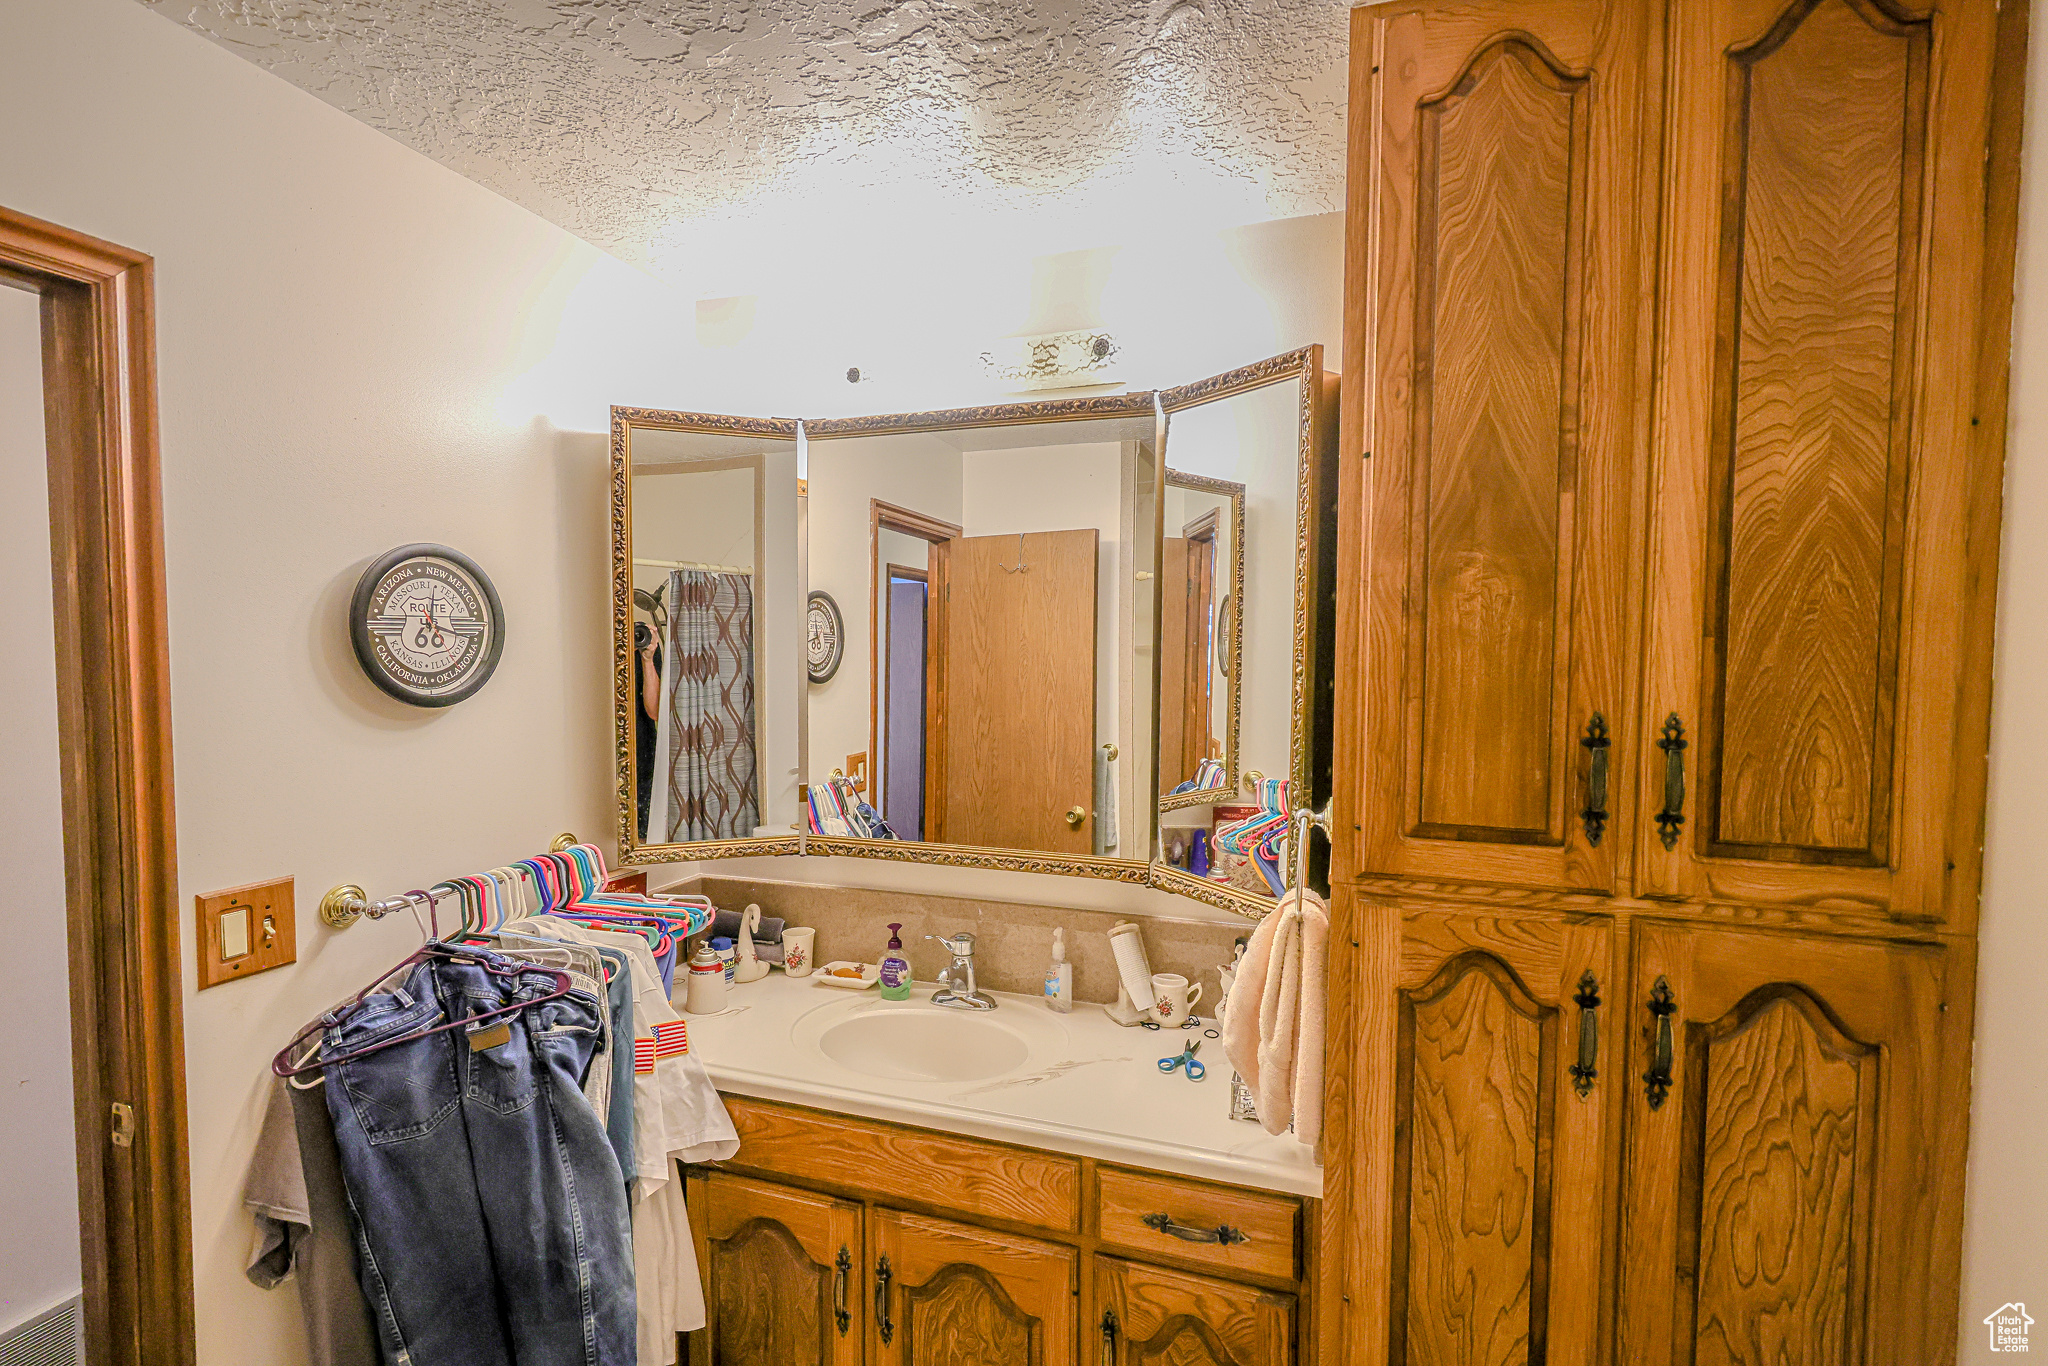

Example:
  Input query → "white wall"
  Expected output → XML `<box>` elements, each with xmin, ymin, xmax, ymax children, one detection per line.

<box><xmin>1960</xmin><ymin>17</ymin><xmax>2046</xmax><ymax>1358</ymax></box>
<box><xmin>0</xmin><ymin>2</ymin><xmax>714</xmax><ymax>1360</ymax></box>
<box><xmin>0</xmin><ymin>281</ymin><xmax>80</xmax><ymax>1334</ymax></box>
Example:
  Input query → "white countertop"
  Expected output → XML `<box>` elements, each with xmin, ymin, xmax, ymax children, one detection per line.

<box><xmin>682</xmin><ymin>969</ymin><xmax>1323</xmax><ymax>1199</ymax></box>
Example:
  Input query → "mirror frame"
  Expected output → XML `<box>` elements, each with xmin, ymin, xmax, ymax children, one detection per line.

<box><xmin>607</xmin><ymin>345</ymin><xmax>1337</xmax><ymax>921</ymax></box>
<box><xmin>1157</xmin><ymin>467</ymin><xmax>1246</xmax><ymax>814</ymax></box>
<box><xmin>801</xmin><ymin>390</ymin><xmax>1162</xmax><ymax>888</ymax></box>
<box><xmin>611</xmin><ymin>406</ymin><xmax>804</xmax><ymax>865</ymax></box>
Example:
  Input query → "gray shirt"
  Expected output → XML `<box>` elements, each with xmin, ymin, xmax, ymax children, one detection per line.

<box><xmin>243</xmin><ymin>1073</ymin><xmax>379</xmax><ymax>1366</ymax></box>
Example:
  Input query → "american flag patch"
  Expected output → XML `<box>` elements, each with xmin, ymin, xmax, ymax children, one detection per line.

<box><xmin>653</xmin><ymin>1019</ymin><xmax>689</xmax><ymax>1058</ymax></box>
<box><xmin>633</xmin><ymin>1036</ymin><xmax>657</xmax><ymax>1074</ymax></box>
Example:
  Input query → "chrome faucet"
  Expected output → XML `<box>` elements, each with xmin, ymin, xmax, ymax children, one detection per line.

<box><xmin>927</xmin><ymin>932</ymin><xmax>996</xmax><ymax>1010</ymax></box>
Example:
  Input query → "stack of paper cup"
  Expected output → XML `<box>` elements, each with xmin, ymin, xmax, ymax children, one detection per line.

<box><xmin>1108</xmin><ymin>922</ymin><xmax>1157</xmax><ymax>1021</ymax></box>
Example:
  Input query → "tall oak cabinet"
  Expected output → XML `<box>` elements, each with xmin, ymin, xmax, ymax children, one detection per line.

<box><xmin>1324</xmin><ymin>0</ymin><xmax>2025</xmax><ymax>1360</ymax></box>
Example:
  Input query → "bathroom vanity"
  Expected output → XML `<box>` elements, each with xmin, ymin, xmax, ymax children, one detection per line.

<box><xmin>683</xmin><ymin>976</ymin><xmax>1320</xmax><ymax>1365</ymax></box>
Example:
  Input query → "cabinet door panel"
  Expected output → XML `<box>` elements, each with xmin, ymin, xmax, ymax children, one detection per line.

<box><xmin>691</xmin><ymin>1170</ymin><xmax>862</xmax><ymax>1366</ymax></box>
<box><xmin>870</xmin><ymin>1206</ymin><xmax>1075</xmax><ymax>1366</ymax></box>
<box><xmin>1343</xmin><ymin>0</ymin><xmax>1651</xmax><ymax>893</ymax></box>
<box><xmin>1615</xmin><ymin>923</ymin><xmax>1949</xmax><ymax>1365</ymax></box>
<box><xmin>1637</xmin><ymin>0</ymin><xmax>2003</xmax><ymax>920</ymax></box>
<box><xmin>1097</xmin><ymin>1256</ymin><xmax>1292</xmax><ymax>1366</ymax></box>
<box><xmin>1388</xmin><ymin>913</ymin><xmax>1615</xmax><ymax>1364</ymax></box>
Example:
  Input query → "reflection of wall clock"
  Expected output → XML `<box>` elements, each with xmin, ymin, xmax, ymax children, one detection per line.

<box><xmin>350</xmin><ymin>544</ymin><xmax>505</xmax><ymax>707</ymax></box>
<box><xmin>807</xmin><ymin>591</ymin><xmax>844</xmax><ymax>683</ymax></box>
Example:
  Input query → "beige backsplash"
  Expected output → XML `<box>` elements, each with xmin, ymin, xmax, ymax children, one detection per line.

<box><xmin>667</xmin><ymin>873</ymin><xmax>1249</xmax><ymax>1009</ymax></box>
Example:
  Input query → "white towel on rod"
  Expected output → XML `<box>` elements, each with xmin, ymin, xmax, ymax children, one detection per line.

<box><xmin>1220</xmin><ymin>886</ymin><xmax>1329</xmax><ymax>1156</ymax></box>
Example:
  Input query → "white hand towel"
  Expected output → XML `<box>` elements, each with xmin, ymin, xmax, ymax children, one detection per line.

<box><xmin>1291</xmin><ymin>894</ymin><xmax>1329</xmax><ymax>1156</ymax></box>
<box><xmin>1221</xmin><ymin>887</ymin><xmax>1329</xmax><ymax>1148</ymax></box>
<box><xmin>1255</xmin><ymin>901</ymin><xmax>1303</xmax><ymax>1135</ymax></box>
<box><xmin>1222</xmin><ymin>902</ymin><xmax>1278</xmax><ymax>1096</ymax></box>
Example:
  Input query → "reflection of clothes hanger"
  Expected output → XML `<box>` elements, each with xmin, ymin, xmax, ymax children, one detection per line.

<box><xmin>999</xmin><ymin>532</ymin><xmax>1030</xmax><ymax>574</ymax></box>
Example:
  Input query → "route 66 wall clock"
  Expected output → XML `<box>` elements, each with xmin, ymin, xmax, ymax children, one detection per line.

<box><xmin>807</xmin><ymin>590</ymin><xmax>844</xmax><ymax>683</ymax></box>
<box><xmin>350</xmin><ymin>544</ymin><xmax>505</xmax><ymax>706</ymax></box>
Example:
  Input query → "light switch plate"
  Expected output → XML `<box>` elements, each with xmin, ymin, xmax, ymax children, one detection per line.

<box><xmin>197</xmin><ymin>877</ymin><xmax>296</xmax><ymax>990</ymax></box>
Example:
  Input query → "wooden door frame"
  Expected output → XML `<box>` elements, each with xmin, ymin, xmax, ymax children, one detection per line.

<box><xmin>1</xmin><ymin>206</ymin><xmax>193</xmax><ymax>1366</ymax></box>
<box><xmin>1178</xmin><ymin>507</ymin><xmax>1220</xmax><ymax>779</ymax></box>
<box><xmin>868</xmin><ymin>499</ymin><xmax>960</xmax><ymax>838</ymax></box>
<box><xmin>880</xmin><ymin>563</ymin><xmax>929</xmax><ymax>839</ymax></box>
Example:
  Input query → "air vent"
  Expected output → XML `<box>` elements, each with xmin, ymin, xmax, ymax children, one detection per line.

<box><xmin>0</xmin><ymin>1297</ymin><xmax>83</xmax><ymax>1366</ymax></box>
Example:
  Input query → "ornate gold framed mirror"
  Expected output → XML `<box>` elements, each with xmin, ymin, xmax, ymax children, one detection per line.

<box><xmin>608</xmin><ymin>347</ymin><xmax>1337</xmax><ymax>919</ymax></box>
<box><xmin>1157</xmin><ymin>469</ymin><xmax>1245</xmax><ymax>813</ymax></box>
<box><xmin>611</xmin><ymin>409</ymin><xmax>805</xmax><ymax>863</ymax></box>
<box><xmin>1148</xmin><ymin>346</ymin><xmax>1339</xmax><ymax>917</ymax></box>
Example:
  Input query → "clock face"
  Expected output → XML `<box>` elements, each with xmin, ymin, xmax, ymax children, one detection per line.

<box><xmin>350</xmin><ymin>545</ymin><xmax>505</xmax><ymax>707</ymax></box>
<box><xmin>807</xmin><ymin>591</ymin><xmax>843</xmax><ymax>683</ymax></box>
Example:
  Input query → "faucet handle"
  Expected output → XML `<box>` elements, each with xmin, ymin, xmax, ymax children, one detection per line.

<box><xmin>927</xmin><ymin>931</ymin><xmax>976</xmax><ymax>955</ymax></box>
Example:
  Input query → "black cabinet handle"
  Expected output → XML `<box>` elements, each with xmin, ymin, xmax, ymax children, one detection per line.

<box><xmin>833</xmin><ymin>1246</ymin><xmax>850</xmax><ymax>1336</ymax></box>
<box><xmin>874</xmin><ymin>1254</ymin><xmax>893</xmax><ymax>1344</ymax></box>
<box><xmin>1569</xmin><ymin>970</ymin><xmax>1600</xmax><ymax>1099</ymax></box>
<box><xmin>1142</xmin><ymin>1212</ymin><xmax>1249</xmax><ymax>1246</ymax></box>
<box><xmin>1101</xmin><ymin>1307</ymin><xmax>1119</xmax><ymax>1365</ymax></box>
<box><xmin>1644</xmin><ymin>976</ymin><xmax>1677</xmax><ymax>1109</ymax></box>
<box><xmin>1580</xmin><ymin>713</ymin><xmax>1610</xmax><ymax>846</ymax></box>
<box><xmin>1656</xmin><ymin>714</ymin><xmax>1688</xmax><ymax>850</ymax></box>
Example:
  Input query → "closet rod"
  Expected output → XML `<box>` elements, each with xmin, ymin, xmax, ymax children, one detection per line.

<box><xmin>319</xmin><ymin>831</ymin><xmax>583</xmax><ymax>929</ymax></box>
<box><xmin>634</xmin><ymin>557</ymin><xmax>753</xmax><ymax>575</ymax></box>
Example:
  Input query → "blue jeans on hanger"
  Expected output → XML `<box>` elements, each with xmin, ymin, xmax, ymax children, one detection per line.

<box><xmin>322</xmin><ymin>954</ymin><xmax>634</xmax><ymax>1366</ymax></box>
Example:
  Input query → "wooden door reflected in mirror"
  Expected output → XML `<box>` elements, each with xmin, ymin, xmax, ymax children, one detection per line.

<box><xmin>803</xmin><ymin>406</ymin><xmax>1159</xmax><ymax>868</ymax></box>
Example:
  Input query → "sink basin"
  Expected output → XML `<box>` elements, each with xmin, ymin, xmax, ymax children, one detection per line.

<box><xmin>817</xmin><ymin>1008</ymin><xmax>1031</xmax><ymax>1083</ymax></box>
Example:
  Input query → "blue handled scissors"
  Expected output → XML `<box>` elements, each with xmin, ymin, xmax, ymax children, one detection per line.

<box><xmin>1158</xmin><ymin>1041</ymin><xmax>1206</xmax><ymax>1081</ymax></box>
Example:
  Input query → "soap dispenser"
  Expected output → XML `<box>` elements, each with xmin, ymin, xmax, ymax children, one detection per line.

<box><xmin>878</xmin><ymin>923</ymin><xmax>913</xmax><ymax>1001</ymax></box>
<box><xmin>1043</xmin><ymin>928</ymin><xmax>1073</xmax><ymax>1013</ymax></box>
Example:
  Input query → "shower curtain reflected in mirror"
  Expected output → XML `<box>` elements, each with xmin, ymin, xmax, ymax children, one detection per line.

<box><xmin>648</xmin><ymin>569</ymin><xmax>760</xmax><ymax>842</ymax></box>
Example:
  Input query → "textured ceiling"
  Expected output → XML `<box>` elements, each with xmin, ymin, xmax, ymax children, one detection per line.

<box><xmin>133</xmin><ymin>0</ymin><xmax>1350</xmax><ymax>284</ymax></box>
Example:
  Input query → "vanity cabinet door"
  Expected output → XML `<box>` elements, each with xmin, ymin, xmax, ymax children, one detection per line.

<box><xmin>1632</xmin><ymin>0</ymin><xmax>2004</xmax><ymax>924</ymax></box>
<box><xmin>869</xmin><ymin>1206</ymin><xmax>1077</xmax><ymax>1366</ymax></box>
<box><xmin>1614</xmin><ymin>923</ymin><xmax>1956</xmax><ymax>1366</ymax></box>
<box><xmin>1096</xmin><ymin>1256</ymin><xmax>1293</xmax><ymax>1366</ymax></box>
<box><xmin>1340</xmin><ymin>0</ymin><xmax>1654</xmax><ymax>896</ymax></box>
<box><xmin>689</xmin><ymin>1171</ymin><xmax>863</xmax><ymax>1366</ymax></box>
<box><xmin>1384</xmin><ymin>911</ymin><xmax>1617</xmax><ymax>1365</ymax></box>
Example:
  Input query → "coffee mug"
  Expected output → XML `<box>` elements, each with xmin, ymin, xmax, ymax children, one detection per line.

<box><xmin>782</xmin><ymin>927</ymin><xmax>816</xmax><ymax>978</ymax></box>
<box><xmin>1152</xmin><ymin>972</ymin><xmax>1206</xmax><ymax>1027</ymax></box>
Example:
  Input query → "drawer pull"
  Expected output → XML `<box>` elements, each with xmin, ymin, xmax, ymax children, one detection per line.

<box><xmin>1100</xmin><ymin>1307</ymin><xmax>1118</xmax><ymax>1365</ymax></box>
<box><xmin>1142</xmin><ymin>1212</ymin><xmax>1249</xmax><ymax>1246</ymax></box>
<box><xmin>833</xmin><ymin>1246</ymin><xmax>850</xmax><ymax>1336</ymax></box>
<box><xmin>874</xmin><ymin>1254</ymin><xmax>893</xmax><ymax>1344</ymax></box>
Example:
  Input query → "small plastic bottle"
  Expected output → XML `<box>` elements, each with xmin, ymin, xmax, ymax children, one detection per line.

<box><xmin>1043</xmin><ymin>928</ymin><xmax>1073</xmax><ymax>1013</ymax></box>
<box><xmin>878</xmin><ymin>923</ymin><xmax>913</xmax><ymax>1001</ymax></box>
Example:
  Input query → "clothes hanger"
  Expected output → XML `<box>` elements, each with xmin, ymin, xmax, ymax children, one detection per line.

<box><xmin>270</xmin><ymin>940</ymin><xmax>574</xmax><ymax>1079</ymax></box>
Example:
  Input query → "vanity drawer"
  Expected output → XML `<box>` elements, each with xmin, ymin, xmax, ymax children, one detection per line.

<box><xmin>1094</xmin><ymin>1166</ymin><xmax>1300</xmax><ymax>1282</ymax></box>
<box><xmin>720</xmin><ymin>1095</ymin><xmax>1082</xmax><ymax>1233</ymax></box>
